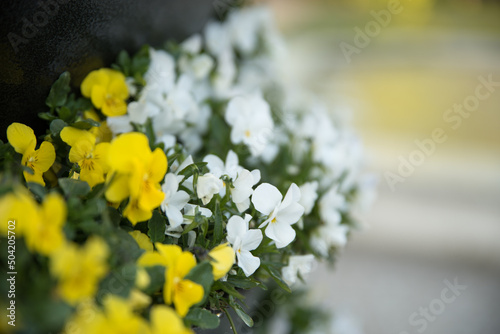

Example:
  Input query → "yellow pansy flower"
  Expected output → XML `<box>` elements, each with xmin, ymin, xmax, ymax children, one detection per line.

<box><xmin>81</xmin><ymin>68</ymin><xmax>129</xmax><ymax>117</ymax></box>
<box><xmin>50</xmin><ymin>237</ymin><xmax>109</xmax><ymax>305</ymax></box>
<box><xmin>84</xmin><ymin>110</ymin><xmax>113</xmax><ymax>143</ymax></box>
<box><xmin>138</xmin><ymin>244</ymin><xmax>203</xmax><ymax>317</ymax></box>
<box><xmin>25</xmin><ymin>193</ymin><xmax>67</xmax><ymax>256</ymax></box>
<box><xmin>0</xmin><ymin>187</ymin><xmax>38</xmax><ymax>237</ymax></box>
<box><xmin>105</xmin><ymin>133</ymin><xmax>167</xmax><ymax>225</ymax></box>
<box><xmin>150</xmin><ymin>305</ymin><xmax>193</xmax><ymax>334</ymax></box>
<box><xmin>6</xmin><ymin>122</ymin><xmax>55</xmax><ymax>186</ymax></box>
<box><xmin>60</xmin><ymin>126</ymin><xmax>110</xmax><ymax>188</ymax></box>
<box><xmin>208</xmin><ymin>243</ymin><xmax>235</xmax><ymax>280</ymax></box>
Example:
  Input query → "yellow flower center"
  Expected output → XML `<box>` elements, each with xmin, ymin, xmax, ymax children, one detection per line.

<box><xmin>245</xmin><ymin>130</ymin><xmax>251</xmax><ymax>138</ymax></box>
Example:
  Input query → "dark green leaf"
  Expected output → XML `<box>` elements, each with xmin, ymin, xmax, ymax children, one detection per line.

<box><xmin>213</xmin><ymin>199</ymin><xmax>223</xmax><ymax>246</ymax></box>
<box><xmin>46</xmin><ymin>71</ymin><xmax>71</xmax><ymax>108</ymax></box>
<box><xmin>148</xmin><ymin>210</ymin><xmax>166</xmax><ymax>243</ymax></box>
<box><xmin>57</xmin><ymin>106</ymin><xmax>76</xmax><ymax>122</ymax></box>
<box><xmin>27</xmin><ymin>182</ymin><xmax>46</xmax><ymax>199</ymax></box>
<box><xmin>50</xmin><ymin>119</ymin><xmax>68</xmax><ymax>135</ymax></box>
<box><xmin>213</xmin><ymin>281</ymin><xmax>245</xmax><ymax>300</ymax></box>
<box><xmin>58</xmin><ymin>178</ymin><xmax>91</xmax><ymax>197</ymax></box>
<box><xmin>38</xmin><ymin>112</ymin><xmax>57</xmax><ymax>121</ymax></box>
<box><xmin>72</xmin><ymin>119</ymin><xmax>100</xmax><ymax>130</ymax></box>
<box><xmin>144</xmin><ymin>265</ymin><xmax>165</xmax><ymax>295</ymax></box>
<box><xmin>98</xmin><ymin>263</ymin><xmax>136</xmax><ymax>300</ymax></box>
<box><xmin>230</xmin><ymin>297</ymin><xmax>254</xmax><ymax>328</ymax></box>
<box><xmin>263</xmin><ymin>264</ymin><xmax>291</xmax><ymax>293</ymax></box>
<box><xmin>185</xmin><ymin>308</ymin><xmax>220</xmax><ymax>329</ymax></box>
<box><xmin>227</xmin><ymin>276</ymin><xmax>267</xmax><ymax>290</ymax></box>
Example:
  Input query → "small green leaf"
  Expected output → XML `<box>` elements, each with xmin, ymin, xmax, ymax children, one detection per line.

<box><xmin>148</xmin><ymin>210</ymin><xmax>165</xmax><ymax>243</ymax></box>
<box><xmin>27</xmin><ymin>182</ymin><xmax>46</xmax><ymax>200</ymax></box>
<box><xmin>213</xmin><ymin>199</ymin><xmax>223</xmax><ymax>246</ymax></box>
<box><xmin>46</xmin><ymin>71</ymin><xmax>71</xmax><ymax>108</ymax></box>
<box><xmin>229</xmin><ymin>297</ymin><xmax>254</xmax><ymax>328</ymax></box>
<box><xmin>263</xmin><ymin>264</ymin><xmax>291</xmax><ymax>293</ymax></box>
<box><xmin>185</xmin><ymin>308</ymin><xmax>220</xmax><ymax>329</ymax></box>
<box><xmin>72</xmin><ymin>119</ymin><xmax>100</xmax><ymax>130</ymax></box>
<box><xmin>97</xmin><ymin>263</ymin><xmax>136</xmax><ymax>300</ymax></box>
<box><xmin>38</xmin><ymin>112</ymin><xmax>57</xmax><ymax>121</ymax></box>
<box><xmin>50</xmin><ymin>119</ymin><xmax>68</xmax><ymax>135</ymax></box>
<box><xmin>58</xmin><ymin>106</ymin><xmax>76</xmax><ymax>122</ymax></box>
<box><xmin>58</xmin><ymin>178</ymin><xmax>91</xmax><ymax>197</ymax></box>
<box><xmin>143</xmin><ymin>265</ymin><xmax>166</xmax><ymax>295</ymax></box>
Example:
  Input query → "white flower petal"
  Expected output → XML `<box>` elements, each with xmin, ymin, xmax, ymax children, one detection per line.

<box><xmin>241</xmin><ymin>229</ymin><xmax>263</xmax><ymax>251</ymax></box>
<box><xmin>237</xmin><ymin>250</ymin><xmax>261</xmax><ymax>277</ymax></box>
<box><xmin>265</xmin><ymin>220</ymin><xmax>296</xmax><ymax>249</ymax></box>
<box><xmin>252</xmin><ymin>183</ymin><xmax>282</xmax><ymax>215</ymax></box>
<box><xmin>276</xmin><ymin>202</ymin><xmax>304</xmax><ymax>226</ymax></box>
<box><xmin>226</xmin><ymin>215</ymin><xmax>250</xmax><ymax>244</ymax></box>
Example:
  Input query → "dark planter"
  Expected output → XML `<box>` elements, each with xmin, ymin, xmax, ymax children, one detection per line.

<box><xmin>0</xmin><ymin>0</ymin><xmax>215</xmax><ymax>140</ymax></box>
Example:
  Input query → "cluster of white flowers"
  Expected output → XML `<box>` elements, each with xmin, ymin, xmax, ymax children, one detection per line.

<box><xmin>105</xmin><ymin>5</ymin><xmax>375</xmax><ymax>282</ymax></box>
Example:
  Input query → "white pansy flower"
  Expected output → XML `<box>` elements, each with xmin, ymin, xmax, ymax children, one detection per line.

<box><xmin>298</xmin><ymin>181</ymin><xmax>318</xmax><ymax>215</ymax></box>
<box><xmin>197</xmin><ymin>173</ymin><xmax>223</xmax><ymax>205</ymax></box>
<box><xmin>251</xmin><ymin>183</ymin><xmax>304</xmax><ymax>248</ymax></box>
<box><xmin>145</xmin><ymin>48</ymin><xmax>176</xmax><ymax>94</ymax></box>
<box><xmin>179</xmin><ymin>53</ymin><xmax>214</xmax><ymax>81</ymax></box>
<box><xmin>213</xmin><ymin>50</ymin><xmax>236</xmax><ymax>98</ymax></box>
<box><xmin>204</xmin><ymin>21</ymin><xmax>232</xmax><ymax>56</ymax></box>
<box><xmin>310</xmin><ymin>224</ymin><xmax>349</xmax><ymax>257</ymax></box>
<box><xmin>282</xmin><ymin>254</ymin><xmax>316</xmax><ymax>286</ymax></box>
<box><xmin>225</xmin><ymin>92</ymin><xmax>274</xmax><ymax>157</ymax></box>
<box><xmin>180</xmin><ymin>34</ymin><xmax>202</xmax><ymax>54</ymax></box>
<box><xmin>161</xmin><ymin>173</ymin><xmax>190</xmax><ymax>228</ymax></box>
<box><xmin>319</xmin><ymin>186</ymin><xmax>346</xmax><ymax>226</ymax></box>
<box><xmin>203</xmin><ymin>150</ymin><xmax>241</xmax><ymax>180</ymax></box>
<box><xmin>231</xmin><ymin>169</ymin><xmax>261</xmax><ymax>212</ymax></box>
<box><xmin>226</xmin><ymin>214</ymin><xmax>263</xmax><ymax>276</ymax></box>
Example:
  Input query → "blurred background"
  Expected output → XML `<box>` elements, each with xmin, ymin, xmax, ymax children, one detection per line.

<box><xmin>264</xmin><ymin>0</ymin><xmax>500</xmax><ymax>333</ymax></box>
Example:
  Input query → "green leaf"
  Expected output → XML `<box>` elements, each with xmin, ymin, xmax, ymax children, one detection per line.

<box><xmin>27</xmin><ymin>182</ymin><xmax>46</xmax><ymax>200</ymax></box>
<box><xmin>213</xmin><ymin>281</ymin><xmax>245</xmax><ymax>300</ymax></box>
<box><xmin>143</xmin><ymin>265</ymin><xmax>165</xmax><ymax>295</ymax></box>
<box><xmin>38</xmin><ymin>112</ymin><xmax>57</xmax><ymax>121</ymax></box>
<box><xmin>98</xmin><ymin>263</ymin><xmax>136</xmax><ymax>300</ymax></box>
<box><xmin>185</xmin><ymin>308</ymin><xmax>220</xmax><ymax>329</ymax></box>
<box><xmin>58</xmin><ymin>106</ymin><xmax>76</xmax><ymax>122</ymax></box>
<box><xmin>46</xmin><ymin>71</ymin><xmax>71</xmax><ymax>108</ymax></box>
<box><xmin>50</xmin><ymin>119</ymin><xmax>68</xmax><ymax>136</ymax></box>
<box><xmin>148</xmin><ymin>210</ymin><xmax>165</xmax><ymax>243</ymax></box>
<box><xmin>116</xmin><ymin>50</ymin><xmax>132</xmax><ymax>76</ymax></box>
<box><xmin>213</xmin><ymin>199</ymin><xmax>223</xmax><ymax>246</ymax></box>
<box><xmin>227</xmin><ymin>276</ymin><xmax>267</xmax><ymax>290</ymax></box>
<box><xmin>229</xmin><ymin>296</ymin><xmax>254</xmax><ymax>328</ymax></box>
<box><xmin>263</xmin><ymin>264</ymin><xmax>291</xmax><ymax>293</ymax></box>
<box><xmin>58</xmin><ymin>178</ymin><xmax>91</xmax><ymax>197</ymax></box>
<box><xmin>185</xmin><ymin>262</ymin><xmax>214</xmax><ymax>305</ymax></box>
<box><xmin>72</xmin><ymin>119</ymin><xmax>100</xmax><ymax>130</ymax></box>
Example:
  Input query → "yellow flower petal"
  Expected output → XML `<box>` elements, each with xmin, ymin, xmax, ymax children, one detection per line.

<box><xmin>81</xmin><ymin>69</ymin><xmax>110</xmax><ymax>98</ymax></box>
<box><xmin>94</xmin><ymin>142</ymin><xmax>111</xmax><ymax>173</ymax></box>
<box><xmin>23</xmin><ymin>166</ymin><xmax>45</xmax><ymax>185</ymax></box>
<box><xmin>79</xmin><ymin>162</ymin><xmax>105</xmax><ymax>188</ymax></box>
<box><xmin>149</xmin><ymin>148</ymin><xmax>168</xmax><ymax>183</ymax></box>
<box><xmin>109</xmin><ymin>76</ymin><xmax>129</xmax><ymax>100</ymax></box>
<box><xmin>34</xmin><ymin>141</ymin><xmax>56</xmax><ymax>172</ymax></box>
<box><xmin>209</xmin><ymin>243</ymin><xmax>235</xmax><ymax>280</ymax></box>
<box><xmin>0</xmin><ymin>188</ymin><xmax>37</xmax><ymax>236</ymax></box>
<box><xmin>91</xmin><ymin>84</ymin><xmax>107</xmax><ymax>109</ymax></box>
<box><xmin>129</xmin><ymin>230</ymin><xmax>154</xmax><ymax>251</ymax></box>
<box><xmin>150</xmin><ymin>306</ymin><xmax>193</xmax><ymax>334</ymax></box>
<box><xmin>172</xmin><ymin>279</ymin><xmax>204</xmax><ymax>317</ymax></box>
<box><xmin>175</xmin><ymin>252</ymin><xmax>197</xmax><ymax>279</ymax></box>
<box><xmin>105</xmin><ymin>172</ymin><xmax>131</xmax><ymax>203</ymax></box>
<box><xmin>108</xmin><ymin>133</ymin><xmax>151</xmax><ymax>173</ymax></box>
<box><xmin>123</xmin><ymin>199</ymin><xmax>152</xmax><ymax>225</ymax></box>
<box><xmin>6</xmin><ymin>122</ymin><xmax>36</xmax><ymax>154</ymax></box>
<box><xmin>137</xmin><ymin>182</ymin><xmax>164</xmax><ymax>212</ymax></box>
<box><xmin>137</xmin><ymin>251</ymin><xmax>167</xmax><ymax>267</ymax></box>
<box><xmin>60</xmin><ymin>127</ymin><xmax>95</xmax><ymax>147</ymax></box>
<box><xmin>102</xmin><ymin>97</ymin><xmax>127</xmax><ymax>117</ymax></box>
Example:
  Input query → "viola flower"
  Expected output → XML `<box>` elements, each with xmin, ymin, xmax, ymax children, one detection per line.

<box><xmin>208</xmin><ymin>243</ymin><xmax>235</xmax><ymax>280</ymax></box>
<box><xmin>161</xmin><ymin>173</ymin><xmax>190</xmax><ymax>228</ymax></box>
<box><xmin>310</xmin><ymin>224</ymin><xmax>349</xmax><ymax>257</ymax></box>
<box><xmin>60</xmin><ymin>126</ymin><xmax>110</xmax><ymax>188</ymax></box>
<box><xmin>6</xmin><ymin>122</ymin><xmax>55</xmax><ymax>186</ymax></box>
<box><xmin>251</xmin><ymin>183</ymin><xmax>304</xmax><ymax>248</ymax></box>
<box><xmin>226</xmin><ymin>214</ymin><xmax>263</xmax><ymax>276</ymax></box>
<box><xmin>25</xmin><ymin>193</ymin><xmax>67</xmax><ymax>256</ymax></box>
<box><xmin>128</xmin><ymin>230</ymin><xmax>154</xmax><ymax>252</ymax></box>
<box><xmin>282</xmin><ymin>254</ymin><xmax>316</xmax><ymax>286</ymax></box>
<box><xmin>0</xmin><ymin>186</ymin><xmax>37</xmax><ymax>237</ymax></box>
<box><xmin>196</xmin><ymin>173</ymin><xmax>222</xmax><ymax>205</ymax></box>
<box><xmin>225</xmin><ymin>92</ymin><xmax>274</xmax><ymax>157</ymax></box>
<box><xmin>137</xmin><ymin>244</ymin><xmax>203</xmax><ymax>317</ymax></box>
<box><xmin>92</xmin><ymin>295</ymin><xmax>150</xmax><ymax>333</ymax></box>
<box><xmin>105</xmin><ymin>133</ymin><xmax>167</xmax><ymax>225</ymax></box>
<box><xmin>81</xmin><ymin>68</ymin><xmax>129</xmax><ymax>117</ymax></box>
<box><xmin>50</xmin><ymin>237</ymin><xmax>109</xmax><ymax>305</ymax></box>
<box><xmin>319</xmin><ymin>185</ymin><xmax>346</xmax><ymax>226</ymax></box>
<box><xmin>150</xmin><ymin>305</ymin><xmax>193</xmax><ymax>334</ymax></box>
<box><xmin>231</xmin><ymin>169</ymin><xmax>261</xmax><ymax>212</ymax></box>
